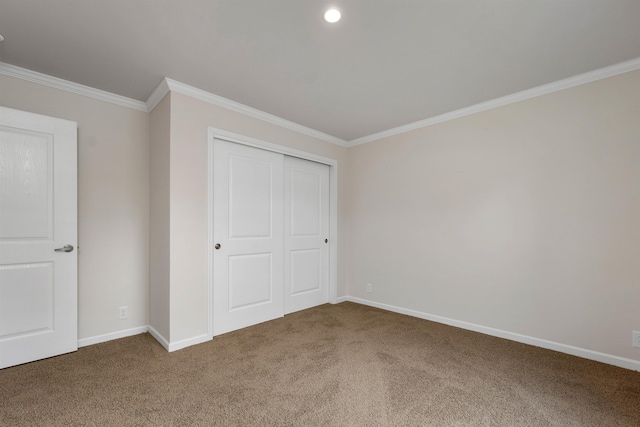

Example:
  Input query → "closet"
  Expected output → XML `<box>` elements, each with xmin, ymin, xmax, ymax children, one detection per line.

<box><xmin>212</xmin><ymin>138</ymin><xmax>329</xmax><ymax>335</ymax></box>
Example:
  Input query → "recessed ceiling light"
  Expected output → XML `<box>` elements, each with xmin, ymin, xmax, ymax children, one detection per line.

<box><xmin>324</xmin><ymin>8</ymin><xmax>341</xmax><ymax>23</ymax></box>
<box><xmin>0</xmin><ymin>34</ymin><xmax>4</xmax><ymax>42</ymax></box>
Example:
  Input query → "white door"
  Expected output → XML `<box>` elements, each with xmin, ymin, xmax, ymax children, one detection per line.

<box><xmin>0</xmin><ymin>106</ymin><xmax>77</xmax><ymax>369</ymax></box>
<box><xmin>212</xmin><ymin>139</ymin><xmax>284</xmax><ymax>336</ymax></box>
<box><xmin>284</xmin><ymin>156</ymin><xmax>329</xmax><ymax>314</ymax></box>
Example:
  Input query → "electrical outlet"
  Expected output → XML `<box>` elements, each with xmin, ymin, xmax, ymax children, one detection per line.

<box><xmin>118</xmin><ymin>306</ymin><xmax>128</xmax><ymax>320</ymax></box>
<box><xmin>366</xmin><ymin>283</ymin><xmax>373</xmax><ymax>293</ymax></box>
<box><xmin>633</xmin><ymin>331</ymin><xmax>640</xmax><ymax>348</ymax></box>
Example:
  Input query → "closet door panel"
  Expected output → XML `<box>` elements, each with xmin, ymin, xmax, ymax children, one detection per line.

<box><xmin>284</xmin><ymin>156</ymin><xmax>330</xmax><ymax>314</ymax></box>
<box><xmin>213</xmin><ymin>139</ymin><xmax>284</xmax><ymax>335</ymax></box>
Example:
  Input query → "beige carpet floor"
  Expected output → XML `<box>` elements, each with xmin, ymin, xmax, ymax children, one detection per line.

<box><xmin>1</xmin><ymin>302</ymin><xmax>639</xmax><ymax>426</ymax></box>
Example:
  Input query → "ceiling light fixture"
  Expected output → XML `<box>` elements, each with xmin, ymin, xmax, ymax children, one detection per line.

<box><xmin>324</xmin><ymin>8</ymin><xmax>341</xmax><ymax>23</ymax></box>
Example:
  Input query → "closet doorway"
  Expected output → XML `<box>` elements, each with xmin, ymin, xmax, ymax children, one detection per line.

<box><xmin>209</xmin><ymin>132</ymin><xmax>335</xmax><ymax>336</ymax></box>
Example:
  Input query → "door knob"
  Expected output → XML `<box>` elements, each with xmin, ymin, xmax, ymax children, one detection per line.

<box><xmin>325</xmin><ymin>239</ymin><xmax>328</xmax><ymax>243</ymax></box>
<box><xmin>215</xmin><ymin>243</ymin><xmax>221</xmax><ymax>250</ymax></box>
<box><xmin>54</xmin><ymin>244</ymin><xmax>74</xmax><ymax>253</ymax></box>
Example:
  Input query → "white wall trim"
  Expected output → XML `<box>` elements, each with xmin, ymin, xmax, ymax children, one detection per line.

<box><xmin>167</xmin><ymin>334</ymin><xmax>211</xmax><ymax>353</ymax></box>
<box><xmin>149</xmin><ymin>78</ymin><xmax>348</xmax><ymax>147</ymax></box>
<box><xmin>328</xmin><ymin>158</ymin><xmax>339</xmax><ymax>305</ymax></box>
<box><xmin>208</xmin><ymin>127</ymin><xmax>339</xmax><ymax>337</ymax></box>
<box><xmin>209</xmin><ymin>128</ymin><xmax>338</xmax><ymax>167</ymax></box>
<box><xmin>6</xmin><ymin>56</ymin><xmax>639</xmax><ymax>148</ymax></box>
<box><xmin>77</xmin><ymin>326</ymin><xmax>149</xmax><ymax>348</ymax></box>
<box><xmin>145</xmin><ymin>78</ymin><xmax>171</xmax><ymax>112</ymax></box>
<box><xmin>348</xmin><ymin>56</ymin><xmax>640</xmax><ymax>146</ymax></box>
<box><xmin>0</xmin><ymin>62</ymin><xmax>148</xmax><ymax>112</ymax></box>
<box><xmin>207</xmin><ymin>136</ymin><xmax>215</xmax><ymax>339</ymax></box>
<box><xmin>346</xmin><ymin>296</ymin><xmax>640</xmax><ymax>372</ymax></box>
<box><xmin>78</xmin><ymin>325</ymin><xmax>208</xmax><ymax>352</ymax></box>
<box><xmin>148</xmin><ymin>325</ymin><xmax>170</xmax><ymax>351</ymax></box>
<box><xmin>333</xmin><ymin>296</ymin><xmax>348</xmax><ymax>304</ymax></box>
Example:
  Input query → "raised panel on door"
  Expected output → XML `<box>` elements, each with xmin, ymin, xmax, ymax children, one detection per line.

<box><xmin>0</xmin><ymin>106</ymin><xmax>77</xmax><ymax>369</ymax></box>
<box><xmin>212</xmin><ymin>139</ymin><xmax>284</xmax><ymax>336</ymax></box>
<box><xmin>284</xmin><ymin>156</ymin><xmax>329</xmax><ymax>314</ymax></box>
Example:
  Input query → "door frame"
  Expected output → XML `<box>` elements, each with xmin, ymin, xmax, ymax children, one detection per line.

<box><xmin>207</xmin><ymin>127</ymin><xmax>339</xmax><ymax>339</ymax></box>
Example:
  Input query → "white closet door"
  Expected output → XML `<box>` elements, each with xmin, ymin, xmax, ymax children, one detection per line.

<box><xmin>284</xmin><ymin>156</ymin><xmax>329</xmax><ymax>314</ymax></box>
<box><xmin>212</xmin><ymin>139</ymin><xmax>284</xmax><ymax>336</ymax></box>
<box><xmin>0</xmin><ymin>106</ymin><xmax>77</xmax><ymax>369</ymax></box>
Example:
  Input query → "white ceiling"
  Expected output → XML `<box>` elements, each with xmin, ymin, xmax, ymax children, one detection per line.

<box><xmin>1</xmin><ymin>0</ymin><xmax>640</xmax><ymax>142</ymax></box>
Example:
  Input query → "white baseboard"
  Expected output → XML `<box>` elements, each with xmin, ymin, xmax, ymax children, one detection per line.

<box><xmin>332</xmin><ymin>296</ymin><xmax>348</xmax><ymax>304</ymax></box>
<box><xmin>78</xmin><ymin>326</ymin><xmax>149</xmax><ymax>348</ymax></box>
<box><xmin>148</xmin><ymin>326</ymin><xmax>211</xmax><ymax>352</ymax></box>
<box><xmin>167</xmin><ymin>334</ymin><xmax>211</xmax><ymax>352</ymax></box>
<box><xmin>92</xmin><ymin>325</ymin><xmax>210</xmax><ymax>353</ymax></box>
<box><xmin>147</xmin><ymin>325</ymin><xmax>170</xmax><ymax>351</ymax></box>
<box><xmin>346</xmin><ymin>296</ymin><xmax>640</xmax><ymax>372</ymax></box>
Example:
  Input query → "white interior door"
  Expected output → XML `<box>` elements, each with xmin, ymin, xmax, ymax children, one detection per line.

<box><xmin>284</xmin><ymin>157</ymin><xmax>329</xmax><ymax>314</ymax></box>
<box><xmin>212</xmin><ymin>139</ymin><xmax>284</xmax><ymax>336</ymax></box>
<box><xmin>0</xmin><ymin>106</ymin><xmax>77</xmax><ymax>369</ymax></box>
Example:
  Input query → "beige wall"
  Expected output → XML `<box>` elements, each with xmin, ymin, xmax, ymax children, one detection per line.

<box><xmin>149</xmin><ymin>94</ymin><xmax>171</xmax><ymax>340</ymax></box>
<box><xmin>5</xmin><ymin>62</ymin><xmax>638</xmax><ymax>365</ymax></box>
<box><xmin>160</xmin><ymin>92</ymin><xmax>349</xmax><ymax>343</ymax></box>
<box><xmin>0</xmin><ymin>74</ymin><xmax>150</xmax><ymax>341</ymax></box>
<box><xmin>1</xmin><ymin>70</ymin><xmax>348</xmax><ymax>348</ymax></box>
<box><xmin>347</xmin><ymin>70</ymin><xmax>640</xmax><ymax>362</ymax></box>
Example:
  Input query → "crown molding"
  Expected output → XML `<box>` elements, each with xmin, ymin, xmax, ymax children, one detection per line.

<box><xmin>0</xmin><ymin>62</ymin><xmax>148</xmax><ymax>112</ymax></box>
<box><xmin>147</xmin><ymin>77</ymin><xmax>348</xmax><ymax>147</ymax></box>
<box><xmin>348</xmin><ymin>56</ymin><xmax>640</xmax><ymax>147</ymax></box>
<box><xmin>0</xmin><ymin>61</ymin><xmax>348</xmax><ymax>146</ymax></box>
<box><xmin>145</xmin><ymin>78</ymin><xmax>171</xmax><ymax>112</ymax></box>
<box><xmin>4</xmin><ymin>56</ymin><xmax>639</xmax><ymax>148</ymax></box>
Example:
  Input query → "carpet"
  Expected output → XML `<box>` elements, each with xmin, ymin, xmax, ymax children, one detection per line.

<box><xmin>1</xmin><ymin>302</ymin><xmax>639</xmax><ymax>426</ymax></box>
